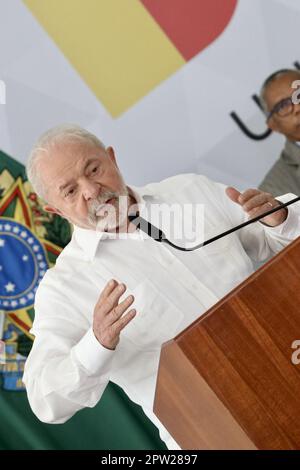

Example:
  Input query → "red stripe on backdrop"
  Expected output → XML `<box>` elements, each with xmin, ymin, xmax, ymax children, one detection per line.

<box><xmin>141</xmin><ymin>0</ymin><xmax>238</xmax><ymax>61</ymax></box>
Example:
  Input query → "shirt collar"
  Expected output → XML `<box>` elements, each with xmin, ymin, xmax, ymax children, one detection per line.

<box><xmin>73</xmin><ymin>184</ymin><xmax>155</xmax><ymax>261</ymax></box>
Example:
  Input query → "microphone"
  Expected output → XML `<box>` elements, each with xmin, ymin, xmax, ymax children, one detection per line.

<box><xmin>128</xmin><ymin>196</ymin><xmax>300</xmax><ymax>252</ymax></box>
<box><xmin>128</xmin><ymin>213</ymin><xmax>166</xmax><ymax>242</ymax></box>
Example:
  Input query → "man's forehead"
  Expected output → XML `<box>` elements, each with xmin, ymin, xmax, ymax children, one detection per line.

<box><xmin>267</xmin><ymin>73</ymin><xmax>300</xmax><ymax>101</ymax></box>
<box><xmin>54</xmin><ymin>140</ymin><xmax>104</xmax><ymax>160</ymax></box>
<box><xmin>41</xmin><ymin>143</ymin><xmax>103</xmax><ymax>171</ymax></box>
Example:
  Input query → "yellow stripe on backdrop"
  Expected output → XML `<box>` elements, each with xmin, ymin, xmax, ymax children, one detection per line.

<box><xmin>24</xmin><ymin>0</ymin><xmax>185</xmax><ymax>117</ymax></box>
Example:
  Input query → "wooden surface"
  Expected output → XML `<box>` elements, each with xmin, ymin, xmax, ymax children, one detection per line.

<box><xmin>154</xmin><ymin>237</ymin><xmax>300</xmax><ymax>449</ymax></box>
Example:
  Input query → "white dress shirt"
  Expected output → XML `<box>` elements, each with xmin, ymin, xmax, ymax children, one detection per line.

<box><xmin>23</xmin><ymin>173</ymin><xmax>300</xmax><ymax>450</ymax></box>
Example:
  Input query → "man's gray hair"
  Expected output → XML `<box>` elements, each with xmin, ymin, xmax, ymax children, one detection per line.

<box><xmin>26</xmin><ymin>124</ymin><xmax>105</xmax><ymax>201</ymax></box>
<box><xmin>259</xmin><ymin>68</ymin><xmax>300</xmax><ymax>114</ymax></box>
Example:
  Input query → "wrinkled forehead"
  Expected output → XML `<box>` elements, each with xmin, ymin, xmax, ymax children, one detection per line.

<box><xmin>265</xmin><ymin>73</ymin><xmax>300</xmax><ymax>108</ymax></box>
<box><xmin>41</xmin><ymin>140</ymin><xmax>102</xmax><ymax>170</ymax></box>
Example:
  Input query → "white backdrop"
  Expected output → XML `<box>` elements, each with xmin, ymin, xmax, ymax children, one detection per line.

<box><xmin>0</xmin><ymin>0</ymin><xmax>299</xmax><ymax>192</ymax></box>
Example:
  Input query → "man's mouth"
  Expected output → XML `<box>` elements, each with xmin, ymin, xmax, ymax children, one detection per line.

<box><xmin>105</xmin><ymin>197</ymin><xmax>115</xmax><ymax>204</ymax></box>
<box><xmin>95</xmin><ymin>197</ymin><xmax>116</xmax><ymax>216</ymax></box>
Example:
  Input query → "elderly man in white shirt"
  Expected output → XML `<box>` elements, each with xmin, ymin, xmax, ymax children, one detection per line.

<box><xmin>23</xmin><ymin>124</ymin><xmax>300</xmax><ymax>450</ymax></box>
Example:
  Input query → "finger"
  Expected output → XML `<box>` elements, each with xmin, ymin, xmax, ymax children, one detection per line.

<box><xmin>225</xmin><ymin>187</ymin><xmax>241</xmax><ymax>204</ymax></box>
<box><xmin>115</xmin><ymin>309</ymin><xmax>137</xmax><ymax>334</ymax></box>
<box><xmin>100</xmin><ymin>283</ymin><xmax>127</xmax><ymax>316</ymax></box>
<box><xmin>97</xmin><ymin>279</ymin><xmax>118</xmax><ymax>304</ymax></box>
<box><xmin>238</xmin><ymin>188</ymin><xmax>261</xmax><ymax>205</ymax></box>
<box><xmin>248</xmin><ymin>202</ymin><xmax>277</xmax><ymax>219</ymax></box>
<box><xmin>242</xmin><ymin>193</ymin><xmax>271</xmax><ymax>212</ymax></box>
<box><xmin>105</xmin><ymin>294</ymin><xmax>135</xmax><ymax>327</ymax></box>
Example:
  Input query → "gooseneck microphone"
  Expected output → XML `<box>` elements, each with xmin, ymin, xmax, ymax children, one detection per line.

<box><xmin>128</xmin><ymin>196</ymin><xmax>300</xmax><ymax>252</ymax></box>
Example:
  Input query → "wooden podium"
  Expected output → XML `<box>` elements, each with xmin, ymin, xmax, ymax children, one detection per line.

<box><xmin>154</xmin><ymin>237</ymin><xmax>300</xmax><ymax>450</ymax></box>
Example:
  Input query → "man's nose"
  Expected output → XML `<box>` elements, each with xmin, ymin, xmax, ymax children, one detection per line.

<box><xmin>82</xmin><ymin>180</ymin><xmax>100</xmax><ymax>201</ymax></box>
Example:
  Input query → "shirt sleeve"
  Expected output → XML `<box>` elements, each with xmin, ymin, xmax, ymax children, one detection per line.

<box><xmin>22</xmin><ymin>283</ymin><xmax>116</xmax><ymax>424</ymax></box>
<box><xmin>195</xmin><ymin>174</ymin><xmax>300</xmax><ymax>262</ymax></box>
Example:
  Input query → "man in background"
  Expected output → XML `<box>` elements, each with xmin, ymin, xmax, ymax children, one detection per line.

<box><xmin>259</xmin><ymin>68</ymin><xmax>300</xmax><ymax>196</ymax></box>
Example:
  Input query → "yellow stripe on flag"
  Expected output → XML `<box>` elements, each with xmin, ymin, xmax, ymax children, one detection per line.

<box><xmin>24</xmin><ymin>0</ymin><xmax>185</xmax><ymax>117</ymax></box>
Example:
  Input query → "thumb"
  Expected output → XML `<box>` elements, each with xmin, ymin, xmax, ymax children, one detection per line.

<box><xmin>225</xmin><ymin>186</ymin><xmax>241</xmax><ymax>204</ymax></box>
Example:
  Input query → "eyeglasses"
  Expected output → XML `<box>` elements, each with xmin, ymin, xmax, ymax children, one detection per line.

<box><xmin>267</xmin><ymin>96</ymin><xmax>295</xmax><ymax>121</ymax></box>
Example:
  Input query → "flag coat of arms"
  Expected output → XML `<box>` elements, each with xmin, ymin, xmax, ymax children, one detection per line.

<box><xmin>0</xmin><ymin>149</ymin><xmax>71</xmax><ymax>392</ymax></box>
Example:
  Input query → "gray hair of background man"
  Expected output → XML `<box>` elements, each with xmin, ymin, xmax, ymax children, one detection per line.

<box><xmin>259</xmin><ymin>68</ymin><xmax>300</xmax><ymax>115</ymax></box>
<box><xmin>26</xmin><ymin>124</ymin><xmax>105</xmax><ymax>202</ymax></box>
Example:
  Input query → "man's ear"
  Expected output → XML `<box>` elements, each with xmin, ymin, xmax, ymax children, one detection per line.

<box><xmin>43</xmin><ymin>204</ymin><xmax>63</xmax><ymax>216</ymax></box>
<box><xmin>267</xmin><ymin>117</ymin><xmax>279</xmax><ymax>132</ymax></box>
<box><xmin>106</xmin><ymin>146</ymin><xmax>118</xmax><ymax>168</ymax></box>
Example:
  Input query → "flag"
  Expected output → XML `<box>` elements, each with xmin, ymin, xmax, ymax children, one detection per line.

<box><xmin>0</xmin><ymin>149</ymin><xmax>165</xmax><ymax>450</ymax></box>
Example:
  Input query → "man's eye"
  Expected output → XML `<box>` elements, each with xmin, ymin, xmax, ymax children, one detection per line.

<box><xmin>282</xmin><ymin>101</ymin><xmax>290</xmax><ymax>109</ymax></box>
<box><xmin>65</xmin><ymin>188</ymin><xmax>76</xmax><ymax>198</ymax></box>
<box><xmin>91</xmin><ymin>166</ymin><xmax>99</xmax><ymax>174</ymax></box>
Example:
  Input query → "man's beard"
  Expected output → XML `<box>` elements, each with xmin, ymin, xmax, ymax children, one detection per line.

<box><xmin>87</xmin><ymin>187</ymin><xmax>129</xmax><ymax>232</ymax></box>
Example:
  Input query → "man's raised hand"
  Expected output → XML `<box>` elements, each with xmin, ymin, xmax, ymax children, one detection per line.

<box><xmin>93</xmin><ymin>279</ymin><xmax>136</xmax><ymax>350</ymax></box>
<box><xmin>225</xmin><ymin>187</ymin><xmax>288</xmax><ymax>227</ymax></box>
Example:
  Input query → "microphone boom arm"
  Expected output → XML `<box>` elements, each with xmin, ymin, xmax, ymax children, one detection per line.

<box><xmin>128</xmin><ymin>196</ymin><xmax>300</xmax><ymax>252</ymax></box>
